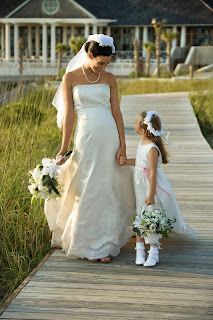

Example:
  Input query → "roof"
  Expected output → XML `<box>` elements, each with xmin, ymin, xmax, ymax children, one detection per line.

<box><xmin>76</xmin><ymin>0</ymin><xmax>213</xmax><ymax>25</ymax></box>
<box><xmin>0</xmin><ymin>0</ymin><xmax>92</xmax><ymax>19</ymax></box>
<box><xmin>0</xmin><ymin>0</ymin><xmax>212</xmax><ymax>24</ymax></box>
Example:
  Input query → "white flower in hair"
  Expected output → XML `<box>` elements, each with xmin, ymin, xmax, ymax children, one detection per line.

<box><xmin>143</xmin><ymin>110</ymin><xmax>164</xmax><ymax>137</ymax></box>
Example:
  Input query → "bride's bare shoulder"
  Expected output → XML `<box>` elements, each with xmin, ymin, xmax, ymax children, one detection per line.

<box><xmin>63</xmin><ymin>68</ymin><xmax>82</xmax><ymax>85</ymax></box>
<box><xmin>102</xmin><ymin>71</ymin><xmax>117</xmax><ymax>87</ymax></box>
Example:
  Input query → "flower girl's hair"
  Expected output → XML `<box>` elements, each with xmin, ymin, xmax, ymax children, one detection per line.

<box><xmin>140</xmin><ymin>111</ymin><xmax>169</xmax><ymax>164</ymax></box>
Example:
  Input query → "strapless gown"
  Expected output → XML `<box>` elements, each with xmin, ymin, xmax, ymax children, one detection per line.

<box><xmin>44</xmin><ymin>84</ymin><xmax>136</xmax><ymax>259</ymax></box>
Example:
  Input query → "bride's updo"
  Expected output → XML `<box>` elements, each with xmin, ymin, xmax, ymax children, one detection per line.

<box><xmin>85</xmin><ymin>40</ymin><xmax>112</xmax><ymax>57</ymax></box>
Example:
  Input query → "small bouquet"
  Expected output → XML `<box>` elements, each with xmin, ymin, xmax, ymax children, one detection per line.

<box><xmin>28</xmin><ymin>150</ymin><xmax>72</xmax><ymax>202</ymax></box>
<box><xmin>133</xmin><ymin>204</ymin><xmax>176</xmax><ymax>241</ymax></box>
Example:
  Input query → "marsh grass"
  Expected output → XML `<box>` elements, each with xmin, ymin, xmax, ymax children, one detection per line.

<box><xmin>117</xmin><ymin>78</ymin><xmax>213</xmax><ymax>100</ymax></box>
<box><xmin>0</xmin><ymin>87</ymin><xmax>69</xmax><ymax>305</ymax></box>
<box><xmin>190</xmin><ymin>92</ymin><xmax>213</xmax><ymax>148</ymax></box>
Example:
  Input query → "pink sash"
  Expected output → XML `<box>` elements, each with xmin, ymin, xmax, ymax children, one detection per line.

<box><xmin>135</xmin><ymin>165</ymin><xmax>171</xmax><ymax>198</ymax></box>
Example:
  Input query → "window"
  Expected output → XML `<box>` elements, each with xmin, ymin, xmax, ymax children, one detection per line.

<box><xmin>42</xmin><ymin>0</ymin><xmax>60</xmax><ymax>15</ymax></box>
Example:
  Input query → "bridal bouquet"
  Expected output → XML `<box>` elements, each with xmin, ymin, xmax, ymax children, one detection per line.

<box><xmin>28</xmin><ymin>158</ymin><xmax>61</xmax><ymax>202</ymax></box>
<box><xmin>28</xmin><ymin>150</ymin><xmax>72</xmax><ymax>202</ymax></box>
<box><xmin>133</xmin><ymin>205</ymin><xmax>176</xmax><ymax>238</ymax></box>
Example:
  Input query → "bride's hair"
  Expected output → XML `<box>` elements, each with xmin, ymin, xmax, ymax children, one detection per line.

<box><xmin>140</xmin><ymin>111</ymin><xmax>169</xmax><ymax>164</ymax></box>
<box><xmin>85</xmin><ymin>40</ymin><xmax>112</xmax><ymax>57</ymax></box>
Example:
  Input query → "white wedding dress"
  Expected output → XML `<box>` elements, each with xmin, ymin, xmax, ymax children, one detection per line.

<box><xmin>44</xmin><ymin>84</ymin><xmax>136</xmax><ymax>259</ymax></box>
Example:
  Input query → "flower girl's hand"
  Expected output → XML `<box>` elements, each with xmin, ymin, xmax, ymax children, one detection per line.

<box><xmin>119</xmin><ymin>156</ymin><xmax>127</xmax><ymax>166</ymax></box>
<box><xmin>145</xmin><ymin>195</ymin><xmax>155</xmax><ymax>205</ymax></box>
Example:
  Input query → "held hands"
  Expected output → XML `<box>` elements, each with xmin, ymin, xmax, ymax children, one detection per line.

<box><xmin>145</xmin><ymin>195</ymin><xmax>155</xmax><ymax>205</ymax></box>
<box><xmin>119</xmin><ymin>156</ymin><xmax>127</xmax><ymax>166</ymax></box>
<box><xmin>116</xmin><ymin>146</ymin><xmax>126</xmax><ymax>166</ymax></box>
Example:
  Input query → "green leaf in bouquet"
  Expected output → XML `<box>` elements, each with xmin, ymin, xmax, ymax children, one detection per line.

<box><xmin>31</xmin><ymin>195</ymin><xmax>35</xmax><ymax>205</ymax></box>
<box><xmin>50</xmin><ymin>178</ymin><xmax>58</xmax><ymax>186</ymax></box>
<box><xmin>65</xmin><ymin>149</ymin><xmax>73</xmax><ymax>157</ymax></box>
<box><xmin>43</xmin><ymin>176</ymin><xmax>50</xmax><ymax>186</ymax></box>
<box><xmin>52</xmin><ymin>185</ymin><xmax>61</xmax><ymax>197</ymax></box>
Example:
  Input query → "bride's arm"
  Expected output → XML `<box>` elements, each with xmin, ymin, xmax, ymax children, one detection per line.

<box><xmin>57</xmin><ymin>73</ymin><xmax>76</xmax><ymax>163</ymax></box>
<box><xmin>110</xmin><ymin>75</ymin><xmax>126</xmax><ymax>162</ymax></box>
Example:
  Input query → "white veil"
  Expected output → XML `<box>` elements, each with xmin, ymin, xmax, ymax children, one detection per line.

<box><xmin>52</xmin><ymin>34</ymin><xmax>116</xmax><ymax>129</ymax></box>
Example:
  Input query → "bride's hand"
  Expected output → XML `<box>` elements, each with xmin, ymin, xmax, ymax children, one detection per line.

<box><xmin>56</xmin><ymin>153</ymin><xmax>68</xmax><ymax>166</ymax></box>
<box><xmin>116</xmin><ymin>146</ymin><xmax>126</xmax><ymax>165</ymax></box>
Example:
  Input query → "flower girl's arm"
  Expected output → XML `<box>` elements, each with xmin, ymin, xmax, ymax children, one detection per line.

<box><xmin>146</xmin><ymin>147</ymin><xmax>158</xmax><ymax>204</ymax></box>
<box><xmin>57</xmin><ymin>73</ymin><xmax>76</xmax><ymax>160</ymax></box>
<box><xmin>119</xmin><ymin>157</ymin><xmax>135</xmax><ymax>166</ymax></box>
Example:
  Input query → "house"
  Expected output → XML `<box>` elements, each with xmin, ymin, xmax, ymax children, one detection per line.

<box><xmin>0</xmin><ymin>0</ymin><xmax>212</xmax><ymax>75</ymax></box>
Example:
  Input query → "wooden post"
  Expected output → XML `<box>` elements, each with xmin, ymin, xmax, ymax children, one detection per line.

<box><xmin>133</xmin><ymin>38</ymin><xmax>139</xmax><ymax>78</ymax></box>
<box><xmin>189</xmin><ymin>65</ymin><xmax>193</xmax><ymax>79</ymax></box>
<box><xmin>18</xmin><ymin>38</ymin><xmax>24</xmax><ymax>75</ymax></box>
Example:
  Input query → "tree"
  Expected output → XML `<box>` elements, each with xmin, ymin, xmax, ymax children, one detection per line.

<box><xmin>18</xmin><ymin>38</ymin><xmax>24</xmax><ymax>75</ymax></box>
<box><xmin>151</xmin><ymin>18</ymin><xmax>166</xmax><ymax>77</ymax></box>
<box><xmin>161</xmin><ymin>29</ymin><xmax>179</xmax><ymax>73</ymax></box>
<box><xmin>143</xmin><ymin>42</ymin><xmax>156</xmax><ymax>76</ymax></box>
<box><xmin>68</xmin><ymin>36</ymin><xmax>87</xmax><ymax>54</ymax></box>
<box><xmin>55</xmin><ymin>43</ymin><xmax>68</xmax><ymax>79</ymax></box>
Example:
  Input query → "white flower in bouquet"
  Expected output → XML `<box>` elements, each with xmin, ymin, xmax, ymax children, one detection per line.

<box><xmin>149</xmin><ymin>224</ymin><xmax>156</xmax><ymax>233</ymax></box>
<box><xmin>32</xmin><ymin>168</ymin><xmax>43</xmax><ymax>185</ymax></box>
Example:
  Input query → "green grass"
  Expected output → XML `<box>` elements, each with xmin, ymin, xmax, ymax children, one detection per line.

<box><xmin>117</xmin><ymin>78</ymin><xmax>213</xmax><ymax>100</ymax></box>
<box><xmin>0</xmin><ymin>87</ymin><xmax>74</xmax><ymax>305</ymax></box>
<box><xmin>190</xmin><ymin>92</ymin><xmax>213</xmax><ymax>148</ymax></box>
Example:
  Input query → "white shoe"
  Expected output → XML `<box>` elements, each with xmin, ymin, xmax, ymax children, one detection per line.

<box><xmin>143</xmin><ymin>245</ymin><xmax>159</xmax><ymax>267</ymax></box>
<box><xmin>135</xmin><ymin>248</ymin><xmax>145</xmax><ymax>265</ymax></box>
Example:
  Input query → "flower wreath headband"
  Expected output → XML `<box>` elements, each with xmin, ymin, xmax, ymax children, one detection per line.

<box><xmin>143</xmin><ymin>111</ymin><xmax>183</xmax><ymax>150</ymax></box>
<box><xmin>52</xmin><ymin>34</ymin><xmax>115</xmax><ymax>129</ymax></box>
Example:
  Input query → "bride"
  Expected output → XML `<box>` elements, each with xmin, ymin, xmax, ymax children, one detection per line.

<box><xmin>44</xmin><ymin>34</ymin><xmax>135</xmax><ymax>263</ymax></box>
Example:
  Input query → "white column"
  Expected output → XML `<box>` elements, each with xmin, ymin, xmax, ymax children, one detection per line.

<box><xmin>51</xmin><ymin>23</ymin><xmax>56</xmax><ymax>64</ymax></box>
<box><xmin>99</xmin><ymin>26</ymin><xmax>103</xmax><ymax>34</ymax></box>
<box><xmin>135</xmin><ymin>26</ymin><xmax>140</xmax><ymax>41</ymax></box>
<box><xmin>107</xmin><ymin>26</ymin><xmax>111</xmax><ymax>36</ymax></box>
<box><xmin>28</xmin><ymin>26</ymin><xmax>32</xmax><ymax>57</ymax></box>
<box><xmin>84</xmin><ymin>24</ymin><xmax>89</xmax><ymax>38</ymax></box>
<box><xmin>14</xmin><ymin>23</ymin><xmax>18</xmax><ymax>61</ymax></box>
<box><xmin>172</xmin><ymin>26</ymin><xmax>177</xmax><ymax>49</ymax></box>
<box><xmin>142</xmin><ymin>26</ymin><xmax>148</xmax><ymax>58</ymax></box>
<box><xmin>5</xmin><ymin>24</ymin><xmax>11</xmax><ymax>61</ymax></box>
<box><xmin>180</xmin><ymin>26</ymin><xmax>186</xmax><ymax>48</ymax></box>
<box><xmin>35</xmin><ymin>26</ymin><xmax>40</xmax><ymax>57</ymax></box>
<box><xmin>63</xmin><ymin>26</ymin><xmax>67</xmax><ymax>44</ymax></box>
<box><xmin>93</xmin><ymin>24</ymin><xmax>97</xmax><ymax>34</ymax></box>
<box><xmin>42</xmin><ymin>23</ymin><xmax>47</xmax><ymax>65</ymax></box>
<box><xmin>1</xmin><ymin>25</ymin><xmax>5</xmax><ymax>58</ymax></box>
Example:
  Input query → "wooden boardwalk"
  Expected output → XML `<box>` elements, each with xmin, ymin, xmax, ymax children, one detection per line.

<box><xmin>1</xmin><ymin>92</ymin><xmax>213</xmax><ymax>320</ymax></box>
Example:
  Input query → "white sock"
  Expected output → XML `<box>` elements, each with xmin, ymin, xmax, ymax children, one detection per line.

<box><xmin>136</xmin><ymin>242</ymin><xmax>145</xmax><ymax>249</ymax></box>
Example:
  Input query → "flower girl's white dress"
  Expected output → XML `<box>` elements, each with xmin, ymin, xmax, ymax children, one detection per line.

<box><xmin>134</xmin><ymin>142</ymin><xmax>197</xmax><ymax>237</ymax></box>
<box><xmin>45</xmin><ymin>84</ymin><xmax>136</xmax><ymax>259</ymax></box>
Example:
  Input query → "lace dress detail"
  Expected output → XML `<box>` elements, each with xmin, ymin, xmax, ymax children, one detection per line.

<box><xmin>44</xmin><ymin>84</ymin><xmax>136</xmax><ymax>259</ymax></box>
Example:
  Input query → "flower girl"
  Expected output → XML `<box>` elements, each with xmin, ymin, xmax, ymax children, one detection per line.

<box><xmin>120</xmin><ymin>111</ymin><xmax>197</xmax><ymax>267</ymax></box>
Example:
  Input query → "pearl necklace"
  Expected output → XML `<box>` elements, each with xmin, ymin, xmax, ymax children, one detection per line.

<box><xmin>82</xmin><ymin>65</ymin><xmax>100</xmax><ymax>84</ymax></box>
